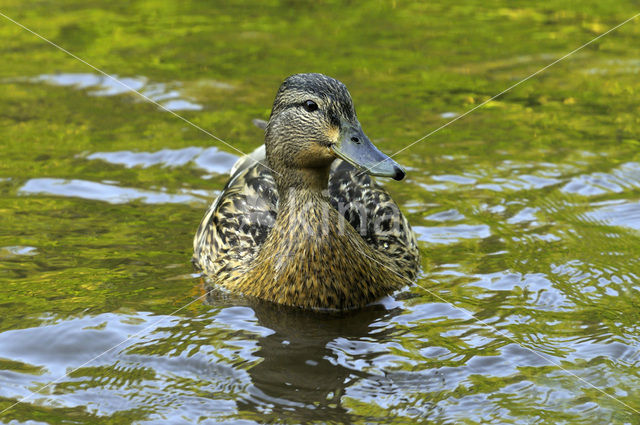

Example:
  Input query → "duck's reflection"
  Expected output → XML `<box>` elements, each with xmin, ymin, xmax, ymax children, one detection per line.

<box><xmin>206</xmin><ymin>289</ymin><xmax>403</xmax><ymax>423</ymax></box>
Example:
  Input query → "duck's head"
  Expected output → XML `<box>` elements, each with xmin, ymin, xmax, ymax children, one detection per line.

<box><xmin>265</xmin><ymin>73</ymin><xmax>405</xmax><ymax>191</ymax></box>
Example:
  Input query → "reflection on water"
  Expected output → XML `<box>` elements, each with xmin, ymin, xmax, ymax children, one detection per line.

<box><xmin>27</xmin><ymin>73</ymin><xmax>206</xmax><ymax>111</ymax></box>
<box><xmin>1</xmin><ymin>1</ymin><xmax>640</xmax><ymax>424</ymax></box>
<box><xmin>587</xmin><ymin>201</ymin><xmax>640</xmax><ymax>231</ymax></box>
<box><xmin>414</xmin><ymin>224</ymin><xmax>491</xmax><ymax>244</ymax></box>
<box><xmin>562</xmin><ymin>162</ymin><xmax>640</xmax><ymax>196</ymax></box>
<box><xmin>0</xmin><ymin>246</ymin><xmax>38</xmax><ymax>259</ymax></box>
<box><xmin>17</xmin><ymin>146</ymin><xmax>241</xmax><ymax>204</ymax></box>
<box><xmin>226</xmin><ymin>299</ymin><xmax>408</xmax><ymax>422</ymax></box>
<box><xmin>0</xmin><ymin>297</ymin><xmax>427</xmax><ymax>423</ymax></box>
<box><xmin>19</xmin><ymin>178</ymin><xmax>204</xmax><ymax>204</ymax></box>
<box><xmin>87</xmin><ymin>146</ymin><xmax>239</xmax><ymax>175</ymax></box>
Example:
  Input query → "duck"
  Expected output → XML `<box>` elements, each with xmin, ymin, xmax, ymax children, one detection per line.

<box><xmin>193</xmin><ymin>73</ymin><xmax>420</xmax><ymax>310</ymax></box>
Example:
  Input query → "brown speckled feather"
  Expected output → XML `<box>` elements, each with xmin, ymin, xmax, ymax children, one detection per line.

<box><xmin>193</xmin><ymin>162</ymin><xmax>277</xmax><ymax>277</ymax></box>
<box><xmin>193</xmin><ymin>155</ymin><xmax>419</xmax><ymax>308</ymax></box>
<box><xmin>328</xmin><ymin>160</ymin><xmax>419</xmax><ymax>280</ymax></box>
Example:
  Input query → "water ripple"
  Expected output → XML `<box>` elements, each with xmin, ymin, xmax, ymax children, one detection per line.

<box><xmin>87</xmin><ymin>146</ymin><xmax>238</xmax><ymax>174</ymax></box>
<box><xmin>24</xmin><ymin>73</ymin><xmax>208</xmax><ymax>111</ymax></box>
<box><xmin>562</xmin><ymin>162</ymin><xmax>640</xmax><ymax>196</ymax></box>
<box><xmin>414</xmin><ymin>224</ymin><xmax>491</xmax><ymax>244</ymax></box>
<box><xmin>587</xmin><ymin>201</ymin><xmax>640</xmax><ymax>231</ymax></box>
<box><xmin>19</xmin><ymin>178</ymin><xmax>204</xmax><ymax>205</ymax></box>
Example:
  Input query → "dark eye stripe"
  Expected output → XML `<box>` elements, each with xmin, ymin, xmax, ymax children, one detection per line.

<box><xmin>328</xmin><ymin>111</ymin><xmax>340</xmax><ymax>127</ymax></box>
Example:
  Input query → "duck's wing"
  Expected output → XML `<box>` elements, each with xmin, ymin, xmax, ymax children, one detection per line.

<box><xmin>193</xmin><ymin>147</ymin><xmax>277</xmax><ymax>275</ymax></box>
<box><xmin>229</xmin><ymin>144</ymin><xmax>266</xmax><ymax>177</ymax></box>
<box><xmin>328</xmin><ymin>159</ymin><xmax>420</xmax><ymax>279</ymax></box>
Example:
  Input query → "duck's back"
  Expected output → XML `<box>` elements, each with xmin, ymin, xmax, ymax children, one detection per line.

<box><xmin>193</xmin><ymin>151</ymin><xmax>419</xmax><ymax>280</ymax></box>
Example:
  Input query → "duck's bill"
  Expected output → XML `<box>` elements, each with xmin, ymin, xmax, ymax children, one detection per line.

<box><xmin>331</xmin><ymin>126</ymin><xmax>406</xmax><ymax>181</ymax></box>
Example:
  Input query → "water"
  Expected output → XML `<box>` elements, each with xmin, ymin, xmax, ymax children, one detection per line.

<box><xmin>1</xmin><ymin>1</ymin><xmax>640</xmax><ymax>424</ymax></box>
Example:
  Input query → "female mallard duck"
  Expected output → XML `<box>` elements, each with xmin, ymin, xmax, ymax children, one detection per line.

<box><xmin>193</xmin><ymin>73</ymin><xmax>419</xmax><ymax>310</ymax></box>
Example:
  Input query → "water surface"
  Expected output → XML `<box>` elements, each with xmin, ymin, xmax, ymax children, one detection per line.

<box><xmin>1</xmin><ymin>1</ymin><xmax>640</xmax><ymax>424</ymax></box>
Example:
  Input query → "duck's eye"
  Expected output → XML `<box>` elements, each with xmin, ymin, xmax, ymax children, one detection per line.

<box><xmin>303</xmin><ymin>100</ymin><xmax>318</xmax><ymax>112</ymax></box>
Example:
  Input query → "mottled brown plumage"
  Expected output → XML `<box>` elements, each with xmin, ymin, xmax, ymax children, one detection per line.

<box><xmin>193</xmin><ymin>73</ymin><xmax>419</xmax><ymax>310</ymax></box>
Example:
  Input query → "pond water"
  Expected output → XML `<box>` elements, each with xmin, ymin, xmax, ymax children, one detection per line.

<box><xmin>1</xmin><ymin>1</ymin><xmax>640</xmax><ymax>424</ymax></box>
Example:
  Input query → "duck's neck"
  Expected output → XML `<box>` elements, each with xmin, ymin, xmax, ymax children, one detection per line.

<box><xmin>271</xmin><ymin>163</ymin><xmax>337</xmax><ymax>256</ymax></box>
<box><xmin>274</xmin><ymin>166</ymin><xmax>331</xmax><ymax>197</ymax></box>
<box><xmin>272</xmin><ymin>166</ymin><xmax>340</xmax><ymax>257</ymax></box>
